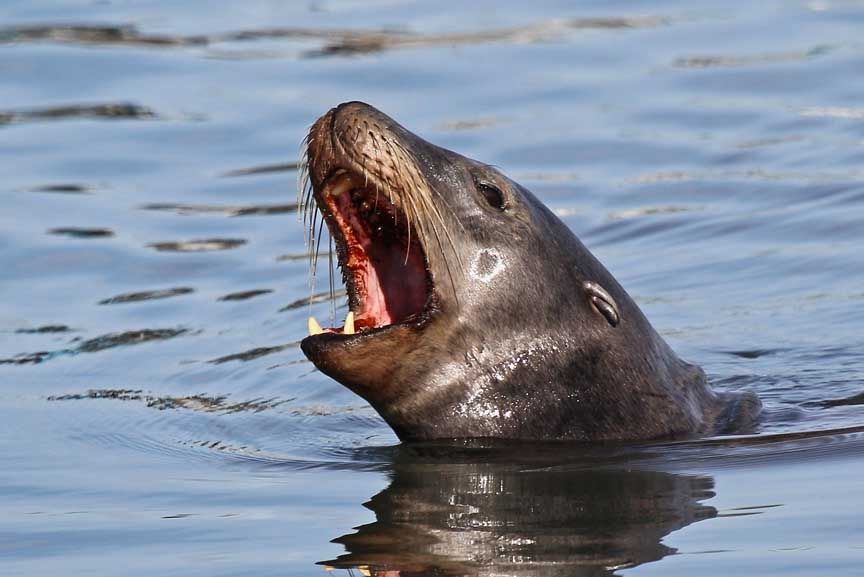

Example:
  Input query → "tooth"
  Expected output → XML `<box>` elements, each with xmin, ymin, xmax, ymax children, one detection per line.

<box><xmin>344</xmin><ymin>311</ymin><xmax>355</xmax><ymax>335</ymax></box>
<box><xmin>308</xmin><ymin>316</ymin><xmax>323</xmax><ymax>336</ymax></box>
<box><xmin>329</xmin><ymin>176</ymin><xmax>352</xmax><ymax>197</ymax></box>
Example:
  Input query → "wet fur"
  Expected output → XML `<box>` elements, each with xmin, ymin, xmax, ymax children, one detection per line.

<box><xmin>300</xmin><ymin>102</ymin><xmax>761</xmax><ymax>442</ymax></box>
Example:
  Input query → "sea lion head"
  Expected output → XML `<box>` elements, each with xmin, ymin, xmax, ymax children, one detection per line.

<box><xmin>299</xmin><ymin>101</ymin><xmax>716</xmax><ymax>441</ymax></box>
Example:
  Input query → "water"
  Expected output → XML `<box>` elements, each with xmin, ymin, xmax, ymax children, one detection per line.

<box><xmin>1</xmin><ymin>0</ymin><xmax>863</xmax><ymax>575</ymax></box>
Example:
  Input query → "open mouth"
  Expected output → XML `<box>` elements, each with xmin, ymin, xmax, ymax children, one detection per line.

<box><xmin>304</xmin><ymin>168</ymin><xmax>435</xmax><ymax>338</ymax></box>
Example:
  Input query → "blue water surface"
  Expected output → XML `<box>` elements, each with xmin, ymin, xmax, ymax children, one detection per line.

<box><xmin>1</xmin><ymin>1</ymin><xmax>863</xmax><ymax>575</ymax></box>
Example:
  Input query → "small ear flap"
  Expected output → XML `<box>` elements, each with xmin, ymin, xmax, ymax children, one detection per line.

<box><xmin>583</xmin><ymin>281</ymin><xmax>620</xmax><ymax>327</ymax></box>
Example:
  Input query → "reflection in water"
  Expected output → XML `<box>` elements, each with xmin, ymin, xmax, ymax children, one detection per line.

<box><xmin>14</xmin><ymin>325</ymin><xmax>73</xmax><ymax>334</ymax></box>
<box><xmin>324</xmin><ymin>453</ymin><xmax>716</xmax><ymax>576</ymax></box>
<box><xmin>0</xmin><ymin>18</ymin><xmax>668</xmax><ymax>57</ymax></box>
<box><xmin>0</xmin><ymin>328</ymin><xmax>187</xmax><ymax>365</ymax></box>
<box><xmin>217</xmin><ymin>289</ymin><xmax>274</xmax><ymax>301</ymax></box>
<box><xmin>221</xmin><ymin>161</ymin><xmax>299</xmax><ymax>177</ymax></box>
<box><xmin>0</xmin><ymin>102</ymin><xmax>156</xmax><ymax>125</ymax></box>
<box><xmin>811</xmin><ymin>392</ymin><xmax>864</xmax><ymax>408</ymax></box>
<box><xmin>26</xmin><ymin>183</ymin><xmax>92</xmax><ymax>194</ymax></box>
<box><xmin>279</xmin><ymin>289</ymin><xmax>347</xmax><ymax>312</ymax></box>
<box><xmin>98</xmin><ymin>287</ymin><xmax>194</xmax><ymax>305</ymax></box>
<box><xmin>140</xmin><ymin>202</ymin><xmax>297</xmax><ymax>216</ymax></box>
<box><xmin>147</xmin><ymin>238</ymin><xmax>247</xmax><ymax>252</ymax></box>
<box><xmin>208</xmin><ymin>342</ymin><xmax>296</xmax><ymax>364</ymax></box>
<box><xmin>47</xmin><ymin>227</ymin><xmax>115</xmax><ymax>238</ymax></box>
<box><xmin>672</xmin><ymin>45</ymin><xmax>832</xmax><ymax>68</ymax></box>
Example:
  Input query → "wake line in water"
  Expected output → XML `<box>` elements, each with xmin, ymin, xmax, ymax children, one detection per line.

<box><xmin>0</xmin><ymin>17</ymin><xmax>670</xmax><ymax>57</ymax></box>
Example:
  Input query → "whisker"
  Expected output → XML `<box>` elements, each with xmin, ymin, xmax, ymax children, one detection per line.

<box><xmin>394</xmin><ymin>144</ymin><xmax>464</xmax><ymax>273</ymax></box>
<box><xmin>301</xmin><ymin>118</ymin><xmax>469</xmax><ymax>321</ymax></box>
<box><xmin>383</xmin><ymin>140</ymin><xmax>413</xmax><ymax>264</ymax></box>
<box><xmin>328</xmin><ymin>235</ymin><xmax>336</xmax><ymax>321</ymax></box>
<box><xmin>313</xmin><ymin>216</ymin><xmax>325</xmax><ymax>279</ymax></box>
<box><xmin>370</xmin><ymin>133</ymin><xmax>383</xmax><ymax>215</ymax></box>
<box><xmin>386</xmin><ymin>145</ymin><xmax>462</xmax><ymax>303</ymax></box>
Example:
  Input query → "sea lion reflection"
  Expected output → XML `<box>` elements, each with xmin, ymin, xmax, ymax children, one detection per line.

<box><xmin>322</xmin><ymin>462</ymin><xmax>717</xmax><ymax>576</ymax></box>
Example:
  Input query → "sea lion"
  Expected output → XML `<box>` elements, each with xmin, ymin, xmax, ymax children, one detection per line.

<box><xmin>298</xmin><ymin>101</ymin><xmax>760</xmax><ymax>441</ymax></box>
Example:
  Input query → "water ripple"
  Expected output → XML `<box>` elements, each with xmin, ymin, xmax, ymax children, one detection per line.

<box><xmin>0</xmin><ymin>102</ymin><xmax>157</xmax><ymax>126</ymax></box>
<box><xmin>0</xmin><ymin>16</ymin><xmax>671</xmax><ymax>58</ymax></box>
<box><xmin>46</xmin><ymin>227</ymin><xmax>114</xmax><ymax>239</ymax></box>
<box><xmin>217</xmin><ymin>289</ymin><xmax>273</xmax><ymax>302</ymax></box>
<box><xmin>140</xmin><ymin>203</ymin><xmax>297</xmax><ymax>217</ymax></box>
<box><xmin>98</xmin><ymin>288</ymin><xmax>195</xmax><ymax>305</ymax></box>
<box><xmin>147</xmin><ymin>239</ymin><xmax>247</xmax><ymax>252</ymax></box>
<box><xmin>0</xmin><ymin>328</ymin><xmax>188</xmax><ymax>365</ymax></box>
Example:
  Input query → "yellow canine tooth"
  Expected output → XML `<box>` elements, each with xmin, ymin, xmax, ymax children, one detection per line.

<box><xmin>344</xmin><ymin>311</ymin><xmax>355</xmax><ymax>335</ymax></box>
<box><xmin>308</xmin><ymin>316</ymin><xmax>324</xmax><ymax>336</ymax></box>
<box><xmin>329</xmin><ymin>175</ymin><xmax>352</xmax><ymax>197</ymax></box>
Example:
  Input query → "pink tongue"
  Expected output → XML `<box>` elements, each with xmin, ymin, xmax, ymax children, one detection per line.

<box><xmin>358</xmin><ymin>261</ymin><xmax>395</xmax><ymax>327</ymax></box>
<box><xmin>331</xmin><ymin>180</ymin><xmax>428</xmax><ymax>330</ymax></box>
<box><xmin>341</xmin><ymin>195</ymin><xmax>395</xmax><ymax>328</ymax></box>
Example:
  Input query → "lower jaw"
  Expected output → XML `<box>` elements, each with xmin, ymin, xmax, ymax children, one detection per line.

<box><xmin>300</xmin><ymin>313</ymin><xmax>427</xmax><ymax>369</ymax></box>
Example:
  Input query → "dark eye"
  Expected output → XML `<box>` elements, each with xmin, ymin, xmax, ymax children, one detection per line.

<box><xmin>476</xmin><ymin>182</ymin><xmax>506</xmax><ymax>211</ymax></box>
<box><xmin>583</xmin><ymin>281</ymin><xmax>620</xmax><ymax>327</ymax></box>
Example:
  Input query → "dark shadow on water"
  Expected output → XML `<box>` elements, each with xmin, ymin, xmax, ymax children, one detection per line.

<box><xmin>14</xmin><ymin>325</ymin><xmax>73</xmax><ymax>334</ymax></box>
<box><xmin>0</xmin><ymin>24</ymin><xmax>209</xmax><ymax>46</ymax></box>
<box><xmin>208</xmin><ymin>343</ymin><xmax>296</xmax><ymax>364</ymax></box>
<box><xmin>98</xmin><ymin>287</ymin><xmax>195</xmax><ymax>305</ymax></box>
<box><xmin>217</xmin><ymin>289</ymin><xmax>273</xmax><ymax>302</ymax></box>
<box><xmin>0</xmin><ymin>328</ymin><xmax>187</xmax><ymax>365</ymax></box>
<box><xmin>47</xmin><ymin>227</ymin><xmax>115</xmax><ymax>238</ymax></box>
<box><xmin>25</xmin><ymin>183</ymin><xmax>93</xmax><ymax>194</ymax></box>
<box><xmin>74</xmin><ymin>328</ymin><xmax>188</xmax><ymax>353</ymax></box>
<box><xmin>722</xmin><ymin>348</ymin><xmax>784</xmax><ymax>359</ymax></box>
<box><xmin>0</xmin><ymin>102</ymin><xmax>157</xmax><ymax>126</ymax></box>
